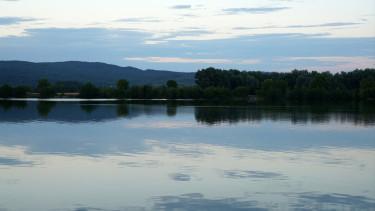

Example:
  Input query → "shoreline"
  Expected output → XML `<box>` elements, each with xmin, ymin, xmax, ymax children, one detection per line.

<box><xmin>0</xmin><ymin>98</ymin><xmax>198</xmax><ymax>102</ymax></box>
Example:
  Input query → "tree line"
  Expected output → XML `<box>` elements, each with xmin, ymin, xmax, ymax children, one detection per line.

<box><xmin>1</xmin><ymin>68</ymin><xmax>374</xmax><ymax>102</ymax></box>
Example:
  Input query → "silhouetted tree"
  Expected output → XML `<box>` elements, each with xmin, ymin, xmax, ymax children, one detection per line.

<box><xmin>360</xmin><ymin>77</ymin><xmax>375</xmax><ymax>101</ymax></box>
<box><xmin>37</xmin><ymin>79</ymin><xmax>55</xmax><ymax>98</ymax></box>
<box><xmin>2</xmin><ymin>67</ymin><xmax>374</xmax><ymax>102</ymax></box>
<box><xmin>79</xmin><ymin>83</ymin><xmax>99</xmax><ymax>99</ymax></box>
<box><xmin>167</xmin><ymin>80</ymin><xmax>178</xmax><ymax>88</ymax></box>
<box><xmin>258</xmin><ymin>79</ymin><xmax>288</xmax><ymax>101</ymax></box>
<box><xmin>116</xmin><ymin>79</ymin><xmax>129</xmax><ymax>98</ymax></box>
<box><xmin>13</xmin><ymin>86</ymin><xmax>30</xmax><ymax>98</ymax></box>
<box><xmin>117</xmin><ymin>79</ymin><xmax>129</xmax><ymax>90</ymax></box>
<box><xmin>0</xmin><ymin>85</ymin><xmax>13</xmax><ymax>98</ymax></box>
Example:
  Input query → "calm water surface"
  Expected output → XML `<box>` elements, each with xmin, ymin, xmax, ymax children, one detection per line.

<box><xmin>0</xmin><ymin>101</ymin><xmax>374</xmax><ymax>211</ymax></box>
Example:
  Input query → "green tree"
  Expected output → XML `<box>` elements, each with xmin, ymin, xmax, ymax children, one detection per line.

<box><xmin>13</xmin><ymin>86</ymin><xmax>30</xmax><ymax>98</ymax></box>
<box><xmin>37</xmin><ymin>79</ymin><xmax>55</xmax><ymax>98</ymax></box>
<box><xmin>79</xmin><ymin>83</ymin><xmax>99</xmax><ymax>99</ymax></box>
<box><xmin>360</xmin><ymin>77</ymin><xmax>375</xmax><ymax>101</ymax></box>
<box><xmin>117</xmin><ymin>79</ymin><xmax>129</xmax><ymax>90</ymax></box>
<box><xmin>233</xmin><ymin>86</ymin><xmax>251</xmax><ymax>98</ymax></box>
<box><xmin>116</xmin><ymin>79</ymin><xmax>129</xmax><ymax>99</ymax></box>
<box><xmin>100</xmin><ymin>87</ymin><xmax>116</xmax><ymax>98</ymax></box>
<box><xmin>0</xmin><ymin>85</ymin><xmax>13</xmax><ymax>98</ymax></box>
<box><xmin>258</xmin><ymin>79</ymin><xmax>288</xmax><ymax>101</ymax></box>
<box><xmin>166</xmin><ymin>80</ymin><xmax>178</xmax><ymax>88</ymax></box>
<box><xmin>204</xmin><ymin>87</ymin><xmax>231</xmax><ymax>100</ymax></box>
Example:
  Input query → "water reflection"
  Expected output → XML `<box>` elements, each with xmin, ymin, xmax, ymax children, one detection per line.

<box><xmin>169</xmin><ymin>173</ymin><xmax>192</xmax><ymax>182</ymax></box>
<box><xmin>80</xmin><ymin>103</ymin><xmax>98</xmax><ymax>114</ymax></box>
<box><xmin>37</xmin><ymin>101</ymin><xmax>56</xmax><ymax>117</ymax></box>
<box><xmin>222</xmin><ymin>170</ymin><xmax>287</xmax><ymax>180</ymax></box>
<box><xmin>152</xmin><ymin>193</ymin><xmax>264</xmax><ymax>211</ymax></box>
<box><xmin>69</xmin><ymin>192</ymin><xmax>375</xmax><ymax>211</ymax></box>
<box><xmin>194</xmin><ymin>105</ymin><xmax>375</xmax><ymax>126</ymax></box>
<box><xmin>1</xmin><ymin>100</ymin><xmax>374</xmax><ymax>126</ymax></box>
<box><xmin>295</xmin><ymin>192</ymin><xmax>375</xmax><ymax>210</ymax></box>
<box><xmin>0</xmin><ymin>101</ymin><xmax>374</xmax><ymax>156</ymax></box>
<box><xmin>0</xmin><ymin>100</ymin><xmax>374</xmax><ymax>211</ymax></box>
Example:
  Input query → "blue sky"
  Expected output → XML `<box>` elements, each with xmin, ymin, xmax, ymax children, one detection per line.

<box><xmin>0</xmin><ymin>0</ymin><xmax>374</xmax><ymax>72</ymax></box>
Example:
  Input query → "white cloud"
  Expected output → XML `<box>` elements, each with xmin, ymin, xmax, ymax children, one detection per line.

<box><xmin>276</xmin><ymin>56</ymin><xmax>375</xmax><ymax>71</ymax></box>
<box><xmin>124</xmin><ymin>57</ymin><xmax>261</xmax><ymax>65</ymax></box>
<box><xmin>170</xmin><ymin>5</ymin><xmax>192</xmax><ymax>10</ymax></box>
<box><xmin>223</xmin><ymin>7</ymin><xmax>290</xmax><ymax>14</ymax></box>
<box><xmin>124</xmin><ymin>57</ymin><xmax>232</xmax><ymax>64</ymax></box>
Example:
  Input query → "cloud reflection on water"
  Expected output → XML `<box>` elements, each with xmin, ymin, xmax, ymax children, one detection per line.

<box><xmin>222</xmin><ymin>170</ymin><xmax>287</xmax><ymax>180</ymax></box>
<box><xmin>169</xmin><ymin>173</ymin><xmax>192</xmax><ymax>181</ymax></box>
<box><xmin>0</xmin><ymin>101</ymin><xmax>374</xmax><ymax>210</ymax></box>
<box><xmin>124</xmin><ymin>120</ymin><xmax>205</xmax><ymax>129</ymax></box>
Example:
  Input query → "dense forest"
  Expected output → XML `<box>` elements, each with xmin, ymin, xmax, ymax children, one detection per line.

<box><xmin>1</xmin><ymin>67</ymin><xmax>374</xmax><ymax>102</ymax></box>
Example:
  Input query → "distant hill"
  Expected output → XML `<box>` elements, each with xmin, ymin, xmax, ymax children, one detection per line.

<box><xmin>0</xmin><ymin>61</ymin><xmax>195</xmax><ymax>86</ymax></box>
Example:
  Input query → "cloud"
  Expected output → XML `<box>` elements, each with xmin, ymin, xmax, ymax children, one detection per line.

<box><xmin>234</xmin><ymin>22</ymin><xmax>362</xmax><ymax>30</ymax></box>
<box><xmin>0</xmin><ymin>156</ymin><xmax>34</xmax><ymax>166</ymax></box>
<box><xmin>0</xmin><ymin>17</ymin><xmax>37</xmax><ymax>25</ymax></box>
<box><xmin>125</xmin><ymin>57</ymin><xmax>232</xmax><ymax>64</ymax></box>
<box><xmin>170</xmin><ymin>4</ymin><xmax>192</xmax><ymax>9</ymax></box>
<box><xmin>287</xmin><ymin>22</ymin><xmax>362</xmax><ymax>28</ymax></box>
<box><xmin>1</xmin><ymin>27</ymin><xmax>374</xmax><ymax>72</ymax></box>
<box><xmin>118</xmin><ymin>160</ymin><xmax>159</xmax><ymax>168</ymax></box>
<box><xmin>223</xmin><ymin>7</ymin><xmax>290</xmax><ymax>14</ymax></box>
<box><xmin>148</xmin><ymin>29</ymin><xmax>213</xmax><ymax>42</ymax></box>
<box><xmin>124</xmin><ymin>57</ymin><xmax>261</xmax><ymax>65</ymax></box>
<box><xmin>276</xmin><ymin>56</ymin><xmax>375</xmax><ymax>71</ymax></box>
<box><xmin>115</xmin><ymin>17</ymin><xmax>161</xmax><ymax>23</ymax></box>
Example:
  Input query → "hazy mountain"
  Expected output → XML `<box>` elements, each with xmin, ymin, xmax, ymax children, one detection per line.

<box><xmin>0</xmin><ymin>61</ymin><xmax>195</xmax><ymax>86</ymax></box>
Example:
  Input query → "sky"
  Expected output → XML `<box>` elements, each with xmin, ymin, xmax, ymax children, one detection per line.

<box><xmin>0</xmin><ymin>0</ymin><xmax>375</xmax><ymax>72</ymax></box>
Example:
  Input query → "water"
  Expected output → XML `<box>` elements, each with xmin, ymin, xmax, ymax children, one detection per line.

<box><xmin>0</xmin><ymin>101</ymin><xmax>374</xmax><ymax>211</ymax></box>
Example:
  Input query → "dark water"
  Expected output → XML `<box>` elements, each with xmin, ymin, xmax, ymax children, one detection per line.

<box><xmin>0</xmin><ymin>100</ymin><xmax>374</xmax><ymax>211</ymax></box>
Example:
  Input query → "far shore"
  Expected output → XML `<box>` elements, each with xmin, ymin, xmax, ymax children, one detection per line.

<box><xmin>0</xmin><ymin>98</ymin><xmax>197</xmax><ymax>102</ymax></box>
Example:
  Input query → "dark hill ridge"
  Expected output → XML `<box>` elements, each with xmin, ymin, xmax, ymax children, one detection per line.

<box><xmin>0</xmin><ymin>61</ymin><xmax>195</xmax><ymax>86</ymax></box>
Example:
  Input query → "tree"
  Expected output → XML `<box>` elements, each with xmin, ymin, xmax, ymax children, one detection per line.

<box><xmin>195</xmin><ymin>68</ymin><xmax>259</xmax><ymax>90</ymax></box>
<box><xmin>79</xmin><ymin>83</ymin><xmax>99</xmax><ymax>99</ymax></box>
<box><xmin>0</xmin><ymin>85</ymin><xmax>13</xmax><ymax>98</ymax></box>
<box><xmin>13</xmin><ymin>86</ymin><xmax>30</xmax><ymax>98</ymax></box>
<box><xmin>233</xmin><ymin>86</ymin><xmax>251</xmax><ymax>98</ymax></box>
<box><xmin>54</xmin><ymin>81</ymin><xmax>82</xmax><ymax>93</ymax></box>
<box><xmin>117</xmin><ymin>79</ymin><xmax>129</xmax><ymax>90</ymax></box>
<box><xmin>360</xmin><ymin>77</ymin><xmax>375</xmax><ymax>101</ymax></box>
<box><xmin>100</xmin><ymin>87</ymin><xmax>116</xmax><ymax>98</ymax></box>
<box><xmin>37</xmin><ymin>79</ymin><xmax>55</xmax><ymax>98</ymax></box>
<box><xmin>116</xmin><ymin>79</ymin><xmax>129</xmax><ymax>99</ymax></box>
<box><xmin>204</xmin><ymin>87</ymin><xmax>231</xmax><ymax>99</ymax></box>
<box><xmin>167</xmin><ymin>80</ymin><xmax>178</xmax><ymax>88</ymax></box>
<box><xmin>258</xmin><ymin>79</ymin><xmax>288</xmax><ymax>101</ymax></box>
